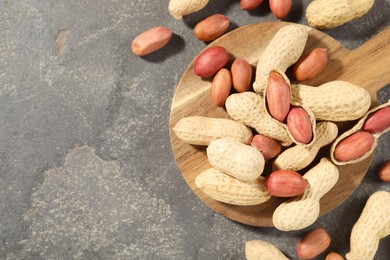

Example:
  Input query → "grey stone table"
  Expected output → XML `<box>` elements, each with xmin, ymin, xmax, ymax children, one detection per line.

<box><xmin>0</xmin><ymin>1</ymin><xmax>389</xmax><ymax>259</ymax></box>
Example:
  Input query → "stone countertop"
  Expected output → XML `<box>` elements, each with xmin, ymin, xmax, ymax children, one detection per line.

<box><xmin>0</xmin><ymin>0</ymin><xmax>389</xmax><ymax>259</ymax></box>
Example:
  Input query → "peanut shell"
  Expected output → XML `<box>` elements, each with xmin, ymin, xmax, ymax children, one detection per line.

<box><xmin>245</xmin><ymin>240</ymin><xmax>289</xmax><ymax>260</ymax></box>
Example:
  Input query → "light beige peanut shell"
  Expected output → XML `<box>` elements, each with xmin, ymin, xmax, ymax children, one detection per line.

<box><xmin>272</xmin><ymin>158</ymin><xmax>339</xmax><ymax>231</ymax></box>
<box><xmin>195</xmin><ymin>168</ymin><xmax>271</xmax><ymax>206</ymax></box>
<box><xmin>346</xmin><ymin>191</ymin><xmax>390</xmax><ymax>260</ymax></box>
<box><xmin>273</xmin><ymin>122</ymin><xmax>338</xmax><ymax>171</ymax></box>
<box><xmin>168</xmin><ymin>0</ymin><xmax>209</xmax><ymax>19</ymax></box>
<box><xmin>306</xmin><ymin>0</ymin><xmax>375</xmax><ymax>29</ymax></box>
<box><xmin>330</xmin><ymin>100</ymin><xmax>390</xmax><ymax>166</ymax></box>
<box><xmin>173</xmin><ymin>116</ymin><xmax>253</xmax><ymax>146</ymax></box>
<box><xmin>253</xmin><ymin>24</ymin><xmax>309</xmax><ymax>93</ymax></box>
<box><xmin>207</xmin><ymin>138</ymin><xmax>265</xmax><ymax>181</ymax></box>
<box><xmin>225</xmin><ymin>92</ymin><xmax>292</xmax><ymax>146</ymax></box>
<box><xmin>291</xmin><ymin>81</ymin><xmax>371</xmax><ymax>121</ymax></box>
<box><xmin>245</xmin><ymin>240</ymin><xmax>289</xmax><ymax>260</ymax></box>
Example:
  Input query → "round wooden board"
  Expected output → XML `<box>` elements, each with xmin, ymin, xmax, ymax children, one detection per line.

<box><xmin>169</xmin><ymin>22</ymin><xmax>390</xmax><ymax>227</ymax></box>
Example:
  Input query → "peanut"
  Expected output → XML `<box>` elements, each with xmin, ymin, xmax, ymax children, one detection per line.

<box><xmin>172</xmin><ymin>116</ymin><xmax>253</xmax><ymax>146</ymax></box>
<box><xmin>194</xmin><ymin>14</ymin><xmax>230</xmax><ymax>42</ymax></box>
<box><xmin>306</xmin><ymin>0</ymin><xmax>375</xmax><ymax>29</ymax></box>
<box><xmin>207</xmin><ymin>138</ymin><xmax>265</xmax><ymax>181</ymax></box>
<box><xmin>245</xmin><ymin>240</ymin><xmax>289</xmax><ymax>260</ymax></box>
<box><xmin>266</xmin><ymin>71</ymin><xmax>291</xmax><ymax>122</ymax></box>
<box><xmin>273</xmin><ymin>158</ymin><xmax>339</xmax><ymax>231</ymax></box>
<box><xmin>379</xmin><ymin>160</ymin><xmax>390</xmax><ymax>182</ymax></box>
<box><xmin>273</xmin><ymin>122</ymin><xmax>338</xmax><ymax>171</ymax></box>
<box><xmin>168</xmin><ymin>0</ymin><xmax>209</xmax><ymax>19</ymax></box>
<box><xmin>251</xmin><ymin>134</ymin><xmax>281</xmax><ymax>160</ymax></box>
<box><xmin>362</xmin><ymin>106</ymin><xmax>390</xmax><ymax>134</ymax></box>
<box><xmin>131</xmin><ymin>26</ymin><xmax>173</xmax><ymax>56</ymax></box>
<box><xmin>195</xmin><ymin>168</ymin><xmax>271</xmax><ymax>206</ymax></box>
<box><xmin>231</xmin><ymin>58</ymin><xmax>252</xmax><ymax>93</ymax></box>
<box><xmin>334</xmin><ymin>131</ymin><xmax>374</xmax><ymax>162</ymax></box>
<box><xmin>346</xmin><ymin>191</ymin><xmax>390</xmax><ymax>260</ymax></box>
<box><xmin>269</xmin><ymin>0</ymin><xmax>292</xmax><ymax>19</ymax></box>
<box><xmin>292</xmin><ymin>48</ymin><xmax>328</xmax><ymax>82</ymax></box>
<box><xmin>287</xmin><ymin>107</ymin><xmax>313</xmax><ymax>144</ymax></box>
<box><xmin>253</xmin><ymin>24</ymin><xmax>308</xmax><ymax>93</ymax></box>
<box><xmin>265</xmin><ymin>170</ymin><xmax>308</xmax><ymax>197</ymax></box>
<box><xmin>211</xmin><ymin>68</ymin><xmax>232</xmax><ymax>107</ymax></box>
<box><xmin>225</xmin><ymin>92</ymin><xmax>293</xmax><ymax>146</ymax></box>
<box><xmin>194</xmin><ymin>46</ymin><xmax>229</xmax><ymax>78</ymax></box>
<box><xmin>291</xmin><ymin>81</ymin><xmax>371</xmax><ymax>121</ymax></box>
<box><xmin>326</xmin><ymin>252</ymin><xmax>345</xmax><ymax>260</ymax></box>
<box><xmin>297</xmin><ymin>228</ymin><xmax>331</xmax><ymax>259</ymax></box>
<box><xmin>240</xmin><ymin>0</ymin><xmax>264</xmax><ymax>10</ymax></box>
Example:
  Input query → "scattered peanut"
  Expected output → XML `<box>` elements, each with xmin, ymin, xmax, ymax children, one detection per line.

<box><xmin>297</xmin><ymin>228</ymin><xmax>331</xmax><ymax>259</ymax></box>
<box><xmin>240</xmin><ymin>0</ymin><xmax>264</xmax><ymax>10</ymax></box>
<box><xmin>334</xmin><ymin>131</ymin><xmax>374</xmax><ymax>162</ymax></box>
<box><xmin>173</xmin><ymin>116</ymin><xmax>253</xmax><ymax>145</ymax></box>
<box><xmin>273</xmin><ymin>158</ymin><xmax>339</xmax><ymax>231</ymax></box>
<box><xmin>265</xmin><ymin>170</ymin><xmax>308</xmax><ymax>197</ymax></box>
<box><xmin>245</xmin><ymin>240</ymin><xmax>289</xmax><ymax>260</ymax></box>
<box><xmin>231</xmin><ymin>58</ymin><xmax>253</xmax><ymax>93</ymax></box>
<box><xmin>226</xmin><ymin>92</ymin><xmax>293</xmax><ymax>146</ymax></box>
<box><xmin>287</xmin><ymin>107</ymin><xmax>313</xmax><ymax>144</ymax></box>
<box><xmin>269</xmin><ymin>0</ymin><xmax>292</xmax><ymax>19</ymax></box>
<box><xmin>346</xmin><ymin>191</ymin><xmax>390</xmax><ymax>260</ymax></box>
<box><xmin>266</xmin><ymin>71</ymin><xmax>291</xmax><ymax>122</ymax></box>
<box><xmin>326</xmin><ymin>252</ymin><xmax>345</xmax><ymax>260</ymax></box>
<box><xmin>273</xmin><ymin>122</ymin><xmax>338</xmax><ymax>171</ymax></box>
<box><xmin>292</xmin><ymin>48</ymin><xmax>328</xmax><ymax>81</ymax></box>
<box><xmin>253</xmin><ymin>24</ymin><xmax>308</xmax><ymax>93</ymax></box>
<box><xmin>306</xmin><ymin>0</ymin><xmax>375</xmax><ymax>29</ymax></box>
<box><xmin>194</xmin><ymin>46</ymin><xmax>229</xmax><ymax>77</ymax></box>
<box><xmin>207</xmin><ymin>138</ymin><xmax>265</xmax><ymax>182</ymax></box>
<box><xmin>362</xmin><ymin>106</ymin><xmax>390</xmax><ymax>134</ymax></box>
<box><xmin>195</xmin><ymin>168</ymin><xmax>271</xmax><ymax>206</ymax></box>
<box><xmin>211</xmin><ymin>68</ymin><xmax>232</xmax><ymax>107</ymax></box>
<box><xmin>251</xmin><ymin>134</ymin><xmax>282</xmax><ymax>160</ymax></box>
<box><xmin>194</xmin><ymin>14</ymin><xmax>230</xmax><ymax>42</ymax></box>
<box><xmin>168</xmin><ymin>0</ymin><xmax>209</xmax><ymax>19</ymax></box>
<box><xmin>131</xmin><ymin>26</ymin><xmax>173</xmax><ymax>56</ymax></box>
<box><xmin>379</xmin><ymin>160</ymin><xmax>390</xmax><ymax>182</ymax></box>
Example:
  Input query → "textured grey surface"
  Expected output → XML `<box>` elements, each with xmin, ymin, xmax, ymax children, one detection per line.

<box><xmin>0</xmin><ymin>0</ymin><xmax>389</xmax><ymax>259</ymax></box>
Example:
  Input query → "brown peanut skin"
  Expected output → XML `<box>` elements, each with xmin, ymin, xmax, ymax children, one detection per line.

<box><xmin>379</xmin><ymin>160</ymin><xmax>390</xmax><ymax>182</ymax></box>
<box><xmin>287</xmin><ymin>107</ymin><xmax>313</xmax><ymax>144</ymax></box>
<box><xmin>131</xmin><ymin>26</ymin><xmax>173</xmax><ymax>56</ymax></box>
<box><xmin>265</xmin><ymin>170</ymin><xmax>308</xmax><ymax>197</ymax></box>
<box><xmin>194</xmin><ymin>14</ymin><xmax>230</xmax><ymax>42</ymax></box>
<box><xmin>362</xmin><ymin>106</ymin><xmax>390</xmax><ymax>134</ymax></box>
<box><xmin>334</xmin><ymin>131</ymin><xmax>374</xmax><ymax>162</ymax></box>
<box><xmin>194</xmin><ymin>46</ymin><xmax>229</xmax><ymax>77</ymax></box>
<box><xmin>240</xmin><ymin>0</ymin><xmax>263</xmax><ymax>10</ymax></box>
<box><xmin>297</xmin><ymin>228</ymin><xmax>331</xmax><ymax>259</ymax></box>
<box><xmin>211</xmin><ymin>69</ymin><xmax>232</xmax><ymax>107</ymax></box>
<box><xmin>293</xmin><ymin>48</ymin><xmax>328</xmax><ymax>82</ymax></box>
<box><xmin>231</xmin><ymin>58</ymin><xmax>252</xmax><ymax>93</ymax></box>
<box><xmin>266</xmin><ymin>71</ymin><xmax>291</xmax><ymax>122</ymax></box>
<box><xmin>269</xmin><ymin>0</ymin><xmax>292</xmax><ymax>19</ymax></box>
<box><xmin>326</xmin><ymin>251</ymin><xmax>345</xmax><ymax>260</ymax></box>
<box><xmin>251</xmin><ymin>134</ymin><xmax>281</xmax><ymax>160</ymax></box>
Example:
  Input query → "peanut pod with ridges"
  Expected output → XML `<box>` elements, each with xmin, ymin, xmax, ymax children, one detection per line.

<box><xmin>207</xmin><ymin>138</ymin><xmax>265</xmax><ymax>182</ymax></box>
<box><xmin>225</xmin><ymin>92</ymin><xmax>292</xmax><ymax>146</ymax></box>
<box><xmin>330</xmin><ymin>100</ymin><xmax>390</xmax><ymax>166</ymax></box>
<box><xmin>172</xmin><ymin>116</ymin><xmax>253</xmax><ymax>146</ymax></box>
<box><xmin>195</xmin><ymin>168</ymin><xmax>271</xmax><ymax>206</ymax></box>
<box><xmin>273</xmin><ymin>121</ymin><xmax>338</xmax><ymax>171</ymax></box>
<box><xmin>272</xmin><ymin>158</ymin><xmax>339</xmax><ymax>231</ymax></box>
<box><xmin>346</xmin><ymin>191</ymin><xmax>390</xmax><ymax>260</ymax></box>
<box><xmin>291</xmin><ymin>81</ymin><xmax>371</xmax><ymax>121</ymax></box>
<box><xmin>253</xmin><ymin>24</ymin><xmax>309</xmax><ymax>93</ymax></box>
<box><xmin>168</xmin><ymin>0</ymin><xmax>209</xmax><ymax>19</ymax></box>
<box><xmin>245</xmin><ymin>240</ymin><xmax>289</xmax><ymax>260</ymax></box>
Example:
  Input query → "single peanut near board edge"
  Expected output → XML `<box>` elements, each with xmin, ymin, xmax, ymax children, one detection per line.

<box><xmin>297</xmin><ymin>228</ymin><xmax>331</xmax><ymax>259</ymax></box>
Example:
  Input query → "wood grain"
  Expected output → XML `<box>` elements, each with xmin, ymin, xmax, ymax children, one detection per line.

<box><xmin>169</xmin><ymin>22</ymin><xmax>390</xmax><ymax>227</ymax></box>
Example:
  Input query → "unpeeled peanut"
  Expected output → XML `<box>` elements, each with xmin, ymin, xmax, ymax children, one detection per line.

<box><xmin>293</xmin><ymin>48</ymin><xmax>328</xmax><ymax>81</ymax></box>
<box><xmin>245</xmin><ymin>240</ymin><xmax>289</xmax><ymax>260</ymax></box>
<box><xmin>211</xmin><ymin>68</ymin><xmax>232</xmax><ymax>107</ymax></box>
<box><xmin>168</xmin><ymin>0</ymin><xmax>209</xmax><ymax>19</ymax></box>
<box><xmin>362</xmin><ymin>106</ymin><xmax>390</xmax><ymax>134</ymax></box>
<box><xmin>326</xmin><ymin>252</ymin><xmax>345</xmax><ymax>260</ymax></box>
<box><xmin>297</xmin><ymin>228</ymin><xmax>331</xmax><ymax>259</ymax></box>
<box><xmin>265</xmin><ymin>170</ymin><xmax>308</xmax><ymax>197</ymax></box>
<box><xmin>195</xmin><ymin>168</ymin><xmax>271</xmax><ymax>206</ymax></box>
<box><xmin>287</xmin><ymin>107</ymin><xmax>313</xmax><ymax>144</ymax></box>
<box><xmin>334</xmin><ymin>131</ymin><xmax>374</xmax><ymax>162</ymax></box>
<box><xmin>240</xmin><ymin>0</ymin><xmax>264</xmax><ymax>10</ymax></box>
<box><xmin>379</xmin><ymin>160</ymin><xmax>390</xmax><ymax>182</ymax></box>
<box><xmin>346</xmin><ymin>191</ymin><xmax>390</xmax><ymax>260</ymax></box>
<box><xmin>231</xmin><ymin>58</ymin><xmax>252</xmax><ymax>93</ymax></box>
<box><xmin>251</xmin><ymin>134</ymin><xmax>281</xmax><ymax>160</ymax></box>
<box><xmin>207</xmin><ymin>138</ymin><xmax>265</xmax><ymax>181</ymax></box>
<box><xmin>269</xmin><ymin>0</ymin><xmax>292</xmax><ymax>19</ymax></box>
<box><xmin>131</xmin><ymin>26</ymin><xmax>173</xmax><ymax>56</ymax></box>
<box><xmin>194</xmin><ymin>14</ymin><xmax>230</xmax><ymax>42</ymax></box>
<box><xmin>194</xmin><ymin>46</ymin><xmax>229</xmax><ymax>78</ymax></box>
<box><xmin>266</xmin><ymin>71</ymin><xmax>291</xmax><ymax>122</ymax></box>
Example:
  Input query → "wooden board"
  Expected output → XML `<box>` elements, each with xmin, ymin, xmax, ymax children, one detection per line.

<box><xmin>169</xmin><ymin>22</ymin><xmax>390</xmax><ymax>227</ymax></box>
